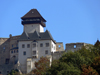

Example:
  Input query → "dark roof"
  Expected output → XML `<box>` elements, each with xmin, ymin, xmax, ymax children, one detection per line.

<box><xmin>21</xmin><ymin>9</ymin><xmax>46</xmax><ymax>22</ymax></box>
<box><xmin>18</xmin><ymin>30</ymin><xmax>56</xmax><ymax>43</ymax></box>
<box><xmin>18</xmin><ymin>31</ymin><xmax>29</xmax><ymax>41</ymax></box>
<box><xmin>41</xmin><ymin>30</ymin><xmax>54</xmax><ymax>40</ymax></box>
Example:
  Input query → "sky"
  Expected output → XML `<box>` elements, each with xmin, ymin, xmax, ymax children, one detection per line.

<box><xmin>0</xmin><ymin>0</ymin><xmax>100</xmax><ymax>49</ymax></box>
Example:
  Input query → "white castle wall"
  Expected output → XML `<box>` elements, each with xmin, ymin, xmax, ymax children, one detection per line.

<box><xmin>18</xmin><ymin>40</ymin><xmax>55</xmax><ymax>73</ymax></box>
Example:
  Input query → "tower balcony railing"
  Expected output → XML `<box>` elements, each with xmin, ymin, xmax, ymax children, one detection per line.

<box><xmin>21</xmin><ymin>20</ymin><xmax>46</xmax><ymax>27</ymax></box>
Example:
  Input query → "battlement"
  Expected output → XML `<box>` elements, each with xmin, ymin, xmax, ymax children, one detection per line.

<box><xmin>65</xmin><ymin>42</ymin><xmax>89</xmax><ymax>52</ymax></box>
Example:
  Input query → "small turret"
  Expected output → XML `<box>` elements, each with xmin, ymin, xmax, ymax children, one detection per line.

<box><xmin>9</xmin><ymin>34</ymin><xmax>12</xmax><ymax>38</ymax></box>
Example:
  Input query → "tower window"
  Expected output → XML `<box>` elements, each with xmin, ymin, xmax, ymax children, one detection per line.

<box><xmin>22</xmin><ymin>44</ymin><xmax>25</xmax><ymax>48</ymax></box>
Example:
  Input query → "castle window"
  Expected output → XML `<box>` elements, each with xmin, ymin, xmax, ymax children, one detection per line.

<box><xmin>12</xmin><ymin>44</ymin><xmax>13</xmax><ymax>48</ymax></box>
<box><xmin>45</xmin><ymin>50</ymin><xmax>48</xmax><ymax>54</ymax></box>
<box><xmin>40</xmin><ymin>43</ymin><xmax>43</xmax><ymax>47</ymax></box>
<box><xmin>22</xmin><ymin>44</ymin><xmax>25</xmax><ymax>48</ymax></box>
<box><xmin>33</xmin><ymin>43</ymin><xmax>36</xmax><ymax>47</ymax></box>
<box><xmin>23</xmin><ymin>51</ymin><xmax>26</xmax><ymax>55</ymax></box>
<box><xmin>11</xmin><ymin>50</ymin><xmax>13</xmax><ymax>53</ymax></box>
<box><xmin>17</xmin><ymin>50</ymin><xmax>18</xmax><ymax>53</ymax></box>
<box><xmin>46</xmin><ymin>43</ymin><xmax>49</xmax><ymax>47</ymax></box>
<box><xmin>27</xmin><ymin>44</ymin><xmax>30</xmax><ymax>48</ymax></box>
<box><xmin>14</xmin><ymin>50</ymin><xmax>15</xmax><ymax>53</ymax></box>
<box><xmin>5</xmin><ymin>59</ymin><xmax>9</xmax><ymax>64</ymax></box>
<box><xmin>58</xmin><ymin>45</ymin><xmax>61</xmax><ymax>48</ymax></box>
<box><xmin>74</xmin><ymin>45</ymin><xmax>76</xmax><ymax>48</ymax></box>
<box><xmin>33</xmin><ymin>56</ymin><xmax>37</xmax><ymax>58</ymax></box>
<box><xmin>33</xmin><ymin>51</ymin><xmax>36</xmax><ymax>55</ymax></box>
<box><xmin>3</xmin><ymin>47</ymin><xmax>5</xmax><ymax>49</ymax></box>
<box><xmin>16</xmin><ymin>44</ymin><xmax>18</xmax><ymax>47</ymax></box>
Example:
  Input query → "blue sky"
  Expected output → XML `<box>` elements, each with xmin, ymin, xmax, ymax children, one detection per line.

<box><xmin>0</xmin><ymin>0</ymin><xmax>100</xmax><ymax>48</ymax></box>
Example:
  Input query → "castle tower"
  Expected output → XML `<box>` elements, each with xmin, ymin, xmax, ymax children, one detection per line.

<box><xmin>21</xmin><ymin>9</ymin><xmax>46</xmax><ymax>33</ymax></box>
<box><xmin>18</xmin><ymin>9</ymin><xmax>56</xmax><ymax>73</ymax></box>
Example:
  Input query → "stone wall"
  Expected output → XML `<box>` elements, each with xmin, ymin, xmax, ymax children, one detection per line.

<box><xmin>0</xmin><ymin>35</ymin><xmax>20</xmax><ymax>75</ymax></box>
<box><xmin>51</xmin><ymin>51</ymin><xmax>65</xmax><ymax>60</ymax></box>
<box><xmin>56</xmin><ymin>42</ymin><xmax>64</xmax><ymax>51</ymax></box>
<box><xmin>0</xmin><ymin>38</ymin><xmax>10</xmax><ymax>65</ymax></box>
<box><xmin>65</xmin><ymin>43</ymin><xmax>88</xmax><ymax>52</ymax></box>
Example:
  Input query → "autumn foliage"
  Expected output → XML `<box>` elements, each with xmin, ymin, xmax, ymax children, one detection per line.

<box><xmin>32</xmin><ymin>57</ymin><xmax>50</xmax><ymax>75</ymax></box>
<box><xmin>91</xmin><ymin>56</ymin><xmax>100</xmax><ymax>74</ymax></box>
<box><xmin>31</xmin><ymin>40</ymin><xmax>100</xmax><ymax>75</ymax></box>
<box><xmin>81</xmin><ymin>64</ymin><xmax>99</xmax><ymax>75</ymax></box>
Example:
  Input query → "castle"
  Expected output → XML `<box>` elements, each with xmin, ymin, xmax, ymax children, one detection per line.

<box><xmin>0</xmin><ymin>9</ymin><xmax>88</xmax><ymax>75</ymax></box>
<box><xmin>0</xmin><ymin>9</ymin><xmax>64</xmax><ymax>75</ymax></box>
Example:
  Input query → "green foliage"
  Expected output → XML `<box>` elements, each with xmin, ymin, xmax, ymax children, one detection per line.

<box><xmin>93</xmin><ymin>40</ymin><xmax>100</xmax><ymax>56</ymax></box>
<box><xmin>60</xmin><ymin>51</ymin><xmax>89</xmax><ymax>69</ymax></box>
<box><xmin>47</xmin><ymin>60</ymin><xmax>81</xmax><ymax>75</ymax></box>
<box><xmin>8</xmin><ymin>69</ymin><xmax>20</xmax><ymax>75</ymax></box>
<box><xmin>30</xmin><ymin>40</ymin><xmax>100</xmax><ymax>75</ymax></box>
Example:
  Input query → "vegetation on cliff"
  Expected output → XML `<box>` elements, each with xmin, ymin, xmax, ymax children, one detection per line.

<box><xmin>8</xmin><ymin>40</ymin><xmax>100</xmax><ymax>75</ymax></box>
<box><xmin>32</xmin><ymin>40</ymin><xmax>100</xmax><ymax>75</ymax></box>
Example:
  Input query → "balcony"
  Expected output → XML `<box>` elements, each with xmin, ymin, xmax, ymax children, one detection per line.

<box><xmin>32</xmin><ymin>50</ymin><xmax>38</xmax><ymax>57</ymax></box>
<box><xmin>22</xmin><ymin>20</ymin><xmax>46</xmax><ymax>27</ymax></box>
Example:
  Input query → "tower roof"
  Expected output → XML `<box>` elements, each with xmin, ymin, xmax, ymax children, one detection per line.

<box><xmin>21</xmin><ymin>9</ymin><xmax>46</xmax><ymax>22</ymax></box>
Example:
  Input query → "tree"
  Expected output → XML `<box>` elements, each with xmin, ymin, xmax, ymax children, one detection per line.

<box><xmin>91</xmin><ymin>56</ymin><xmax>100</xmax><ymax>74</ymax></box>
<box><xmin>32</xmin><ymin>57</ymin><xmax>50</xmax><ymax>75</ymax></box>
<box><xmin>8</xmin><ymin>69</ymin><xmax>20</xmax><ymax>75</ymax></box>
<box><xmin>77</xmin><ymin>46</ymin><xmax>94</xmax><ymax>64</ymax></box>
<box><xmin>47</xmin><ymin>60</ymin><xmax>81</xmax><ymax>75</ymax></box>
<box><xmin>81</xmin><ymin>64</ymin><xmax>98</xmax><ymax>75</ymax></box>
<box><xmin>59</xmin><ymin>51</ymin><xmax>88</xmax><ymax>69</ymax></box>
